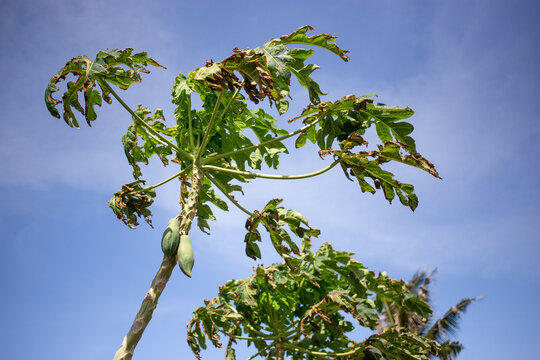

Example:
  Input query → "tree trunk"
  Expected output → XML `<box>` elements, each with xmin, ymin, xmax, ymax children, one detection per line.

<box><xmin>113</xmin><ymin>167</ymin><xmax>204</xmax><ymax>360</ymax></box>
<box><xmin>275</xmin><ymin>341</ymin><xmax>285</xmax><ymax>360</ymax></box>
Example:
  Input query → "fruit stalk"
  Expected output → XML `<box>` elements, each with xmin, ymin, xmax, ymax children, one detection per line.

<box><xmin>113</xmin><ymin>167</ymin><xmax>204</xmax><ymax>360</ymax></box>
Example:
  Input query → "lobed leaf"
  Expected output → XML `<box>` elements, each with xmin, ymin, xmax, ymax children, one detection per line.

<box><xmin>108</xmin><ymin>182</ymin><xmax>155</xmax><ymax>228</ymax></box>
<box><xmin>377</xmin><ymin>142</ymin><xmax>441</xmax><ymax>178</ymax></box>
<box><xmin>267</xmin><ymin>25</ymin><xmax>350</xmax><ymax>62</ymax></box>
<box><xmin>243</xmin><ymin>199</ymin><xmax>319</xmax><ymax>262</ymax></box>
<box><xmin>189</xmin><ymin>26</ymin><xmax>350</xmax><ymax>116</ymax></box>
<box><xmin>196</xmin><ymin>179</ymin><xmax>230</xmax><ymax>234</ymax></box>
<box><xmin>121</xmin><ymin>106</ymin><xmax>174</xmax><ymax>180</ymax></box>
<box><xmin>336</xmin><ymin>151</ymin><xmax>420</xmax><ymax>211</ymax></box>
<box><xmin>45</xmin><ymin>48</ymin><xmax>164</xmax><ymax>128</ymax></box>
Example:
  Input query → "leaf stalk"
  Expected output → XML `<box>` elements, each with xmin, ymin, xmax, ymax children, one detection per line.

<box><xmin>101</xmin><ymin>80</ymin><xmax>193</xmax><ymax>161</ymax></box>
<box><xmin>204</xmin><ymin>172</ymin><xmax>253</xmax><ymax>217</ymax></box>
<box><xmin>142</xmin><ymin>165</ymin><xmax>193</xmax><ymax>192</ymax></box>
<box><xmin>187</xmin><ymin>95</ymin><xmax>196</xmax><ymax>151</ymax></box>
<box><xmin>282</xmin><ymin>343</ymin><xmax>361</xmax><ymax>358</ymax></box>
<box><xmin>202</xmin><ymin>117</ymin><xmax>322</xmax><ymax>164</ymax></box>
<box><xmin>202</xmin><ymin>160</ymin><xmax>339</xmax><ymax>180</ymax></box>
<box><xmin>195</xmin><ymin>90</ymin><xmax>224</xmax><ymax>165</ymax></box>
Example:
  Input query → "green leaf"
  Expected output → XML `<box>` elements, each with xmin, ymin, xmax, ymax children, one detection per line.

<box><xmin>267</xmin><ymin>25</ymin><xmax>350</xmax><ymax>62</ymax></box>
<box><xmin>120</xmin><ymin>106</ymin><xmax>174</xmax><ymax>181</ymax></box>
<box><xmin>121</xmin><ymin>124</ymin><xmax>144</xmax><ymax>179</ymax></box>
<box><xmin>378</xmin><ymin>142</ymin><xmax>441</xmax><ymax>178</ymax></box>
<box><xmin>255</xmin><ymin>43</ymin><xmax>295</xmax><ymax>81</ymax></box>
<box><xmin>365</xmin><ymin>345</ymin><xmax>385</xmax><ymax>360</ymax></box>
<box><xmin>172</xmin><ymin>73</ymin><xmax>195</xmax><ymax>104</ymax></box>
<box><xmin>269</xmin><ymin>227</ymin><xmax>299</xmax><ymax>258</ymax></box>
<box><xmin>45</xmin><ymin>48</ymin><xmax>165</xmax><ymax>128</ymax></box>
<box><xmin>329</xmin><ymin>150</ymin><xmax>422</xmax><ymax>211</ymax></box>
<box><xmin>241</xmin><ymin>199</ymin><xmax>319</xmax><ymax>261</ymax></box>
<box><xmin>262</xmin><ymin>198</ymin><xmax>283</xmax><ymax>213</ymax></box>
<box><xmin>364</xmin><ymin>102</ymin><xmax>416</xmax><ymax>152</ymax></box>
<box><xmin>295</xmin><ymin>132</ymin><xmax>308</xmax><ymax>148</ymax></box>
<box><xmin>287</xmin><ymin>63</ymin><xmax>324</xmax><ymax>104</ymax></box>
<box><xmin>257</xmin><ymin>26</ymin><xmax>349</xmax><ymax>105</ymax></box>
<box><xmin>225</xmin><ymin>347</ymin><xmax>236</xmax><ymax>360</ymax></box>
<box><xmin>244</xmin><ymin>233</ymin><xmax>261</xmax><ymax>260</ymax></box>
<box><xmin>108</xmin><ymin>182</ymin><xmax>155</xmax><ymax>228</ymax></box>
<box><xmin>195</xmin><ymin>179</ymin><xmax>231</xmax><ymax>234</ymax></box>
<box><xmin>199</xmin><ymin>180</ymin><xmax>229</xmax><ymax>212</ymax></box>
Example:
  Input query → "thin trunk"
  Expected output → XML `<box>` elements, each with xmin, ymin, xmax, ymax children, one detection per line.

<box><xmin>113</xmin><ymin>167</ymin><xmax>204</xmax><ymax>360</ymax></box>
<box><xmin>275</xmin><ymin>341</ymin><xmax>285</xmax><ymax>360</ymax></box>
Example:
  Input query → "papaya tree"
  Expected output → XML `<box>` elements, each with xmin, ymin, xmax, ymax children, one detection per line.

<box><xmin>45</xmin><ymin>26</ymin><xmax>442</xmax><ymax>360</ymax></box>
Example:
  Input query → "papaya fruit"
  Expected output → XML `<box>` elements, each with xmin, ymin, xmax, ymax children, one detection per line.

<box><xmin>177</xmin><ymin>234</ymin><xmax>194</xmax><ymax>277</ymax></box>
<box><xmin>161</xmin><ymin>217</ymin><xmax>180</xmax><ymax>257</ymax></box>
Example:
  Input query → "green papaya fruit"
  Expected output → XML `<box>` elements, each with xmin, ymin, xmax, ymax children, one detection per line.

<box><xmin>161</xmin><ymin>217</ymin><xmax>180</xmax><ymax>257</ymax></box>
<box><xmin>177</xmin><ymin>234</ymin><xmax>194</xmax><ymax>277</ymax></box>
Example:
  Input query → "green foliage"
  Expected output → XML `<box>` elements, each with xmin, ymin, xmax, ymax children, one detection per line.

<box><xmin>108</xmin><ymin>181</ymin><xmax>156</xmax><ymax>229</ymax></box>
<box><xmin>293</xmin><ymin>94</ymin><xmax>440</xmax><ymax>210</ymax></box>
<box><xmin>378</xmin><ymin>270</ymin><xmax>482</xmax><ymax>360</ymax></box>
<box><xmin>45</xmin><ymin>26</ymin><xmax>439</xmax><ymax>229</ymax></box>
<box><xmin>45</xmin><ymin>48</ymin><xmax>165</xmax><ymax>128</ymax></box>
<box><xmin>243</xmin><ymin>198</ymin><xmax>320</xmax><ymax>266</ymax></box>
<box><xmin>122</xmin><ymin>106</ymin><xmax>173</xmax><ymax>180</ymax></box>
<box><xmin>188</xmin><ymin>242</ymin><xmax>439</xmax><ymax>359</ymax></box>
<box><xmin>45</xmin><ymin>26</ymin><xmax>446</xmax><ymax>360</ymax></box>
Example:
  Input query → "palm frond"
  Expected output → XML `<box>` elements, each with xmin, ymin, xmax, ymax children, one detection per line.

<box><xmin>407</xmin><ymin>268</ymin><xmax>437</xmax><ymax>303</ymax></box>
<box><xmin>387</xmin><ymin>269</ymin><xmax>437</xmax><ymax>334</ymax></box>
<box><xmin>397</xmin><ymin>306</ymin><xmax>428</xmax><ymax>334</ymax></box>
<box><xmin>377</xmin><ymin>269</ymin><xmax>437</xmax><ymax>334</ymax></box>
<box><xmin>426</xmin><ymin>296</ymin><xmax>483</xmax><ymax>342</ymax></box>
<box><xmin>438</xmin><ymin>340</ymin><xmax>464</xmax><ymax>360</ymax></box>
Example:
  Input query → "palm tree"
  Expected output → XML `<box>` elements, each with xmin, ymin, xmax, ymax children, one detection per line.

<box><xmin>377</xmin><ymin>270</ymin><xmax>482</xmax><ymax>360</ymax></box>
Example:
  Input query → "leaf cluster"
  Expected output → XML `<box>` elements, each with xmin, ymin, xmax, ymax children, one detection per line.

<box><xmin>378</xmin><ymin>270</ymin><xmax>482</xmax><ymax>360</ymax></box>
<box><xmin>187</xmin><ymin>242</ymin><xmax>439</xmax><ymax>359</ymax></box>
<box><xmin>109</xmin><ymin>182</ymin><xmax>156</xmax><ymax>229</ymax></box>
<box><xmin>44</xmin><ymin>26</ymin><xmax>439</xmax><ymax>230</ymax></box>
<box><xmin>44</xmin><ymin>26</ymin><xmax>448</xmax><ymax>360</ymax></box>
<box><xmin>45</xmin><ymin>48</ymin><xmax>165</xmax><ymax>128</ymax></box>
<box><xmin>122</xmin><ymin>106</ymin><xmax>173</xmax><ymax>179</ymax></box>
<box><xmin>292</xmin><ymin>94</ymin><xmax>440</xmax><ymax>211</ymax></box>
<box><xmin>192</xmin><ymin>25</ymin><xmax>349</xmax><ymax>112</ymax></box>
<box><xmin>243</xmin><ymin>198</ymin><xmax>320</xmax><ymax>265</ymax></box>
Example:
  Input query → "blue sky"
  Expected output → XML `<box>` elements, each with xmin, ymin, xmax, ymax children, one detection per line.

<box><xmin>1</xmin><ymin>0</ymin><xmax>539</xmax><ymax>359</ymax></box>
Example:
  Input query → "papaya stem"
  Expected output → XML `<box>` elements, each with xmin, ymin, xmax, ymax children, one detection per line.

<box><xmin>113</xmin><ymin>167</ymin><xmax>204</xmax><ymax>360</ymax></box>
<box><xmin>112</xmin><ymin>256</ymin><xmax>176</xmax><ymax>360</ymax></box>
